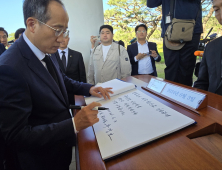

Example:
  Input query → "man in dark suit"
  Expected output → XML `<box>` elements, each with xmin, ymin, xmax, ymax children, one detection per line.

<box><xmin>0</xmin><ymin>43</ymin><xmax>5</xmax><ymax>55</ymax></box>
<box><xmin>55</xmin><ymin>36</ymin><xmax>87</xmax><ymax>104</ymax></box>
<box><xmin>0</xmin><ymin>0</ymin><xmax>112</xmax><ymax>170</ymax></box>
<box><xmin>127</xmin><ymin>24</ymin><xmax>161</xmax><ymax>76</ymax></box>
<box><xmin>194</xmin><ymin>0</ymin><xmax>222</xmax><ymax>95</ymax></box>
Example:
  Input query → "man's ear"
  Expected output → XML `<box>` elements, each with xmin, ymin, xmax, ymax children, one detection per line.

<box><xmin>26</xmin><ymin>17</ymin><xmax>37</xmax><ymax>33</ymax></box>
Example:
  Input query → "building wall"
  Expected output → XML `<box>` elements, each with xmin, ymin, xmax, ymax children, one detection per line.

<box><xmin>62</xmin><ymin>0</ymin><xmax>104</xmax><ymax>77</ymax></box>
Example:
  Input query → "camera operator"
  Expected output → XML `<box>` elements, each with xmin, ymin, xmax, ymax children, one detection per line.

<box><xmin>194</xmin><ymin>0</ymin><xmax>222</xmax><ymax>95</ymax></box>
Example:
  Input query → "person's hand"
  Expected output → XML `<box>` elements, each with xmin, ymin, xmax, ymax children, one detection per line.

<box><xmin>150</xmin><ymin>50</ymin><xmax>158</xmax><ymax>58</ymax></box>
<box><xmin>90</xmin><ymin>36</ymin><xmax>97</xmax><ymax>49</ymax></box>
<box><xmin>89</xmin><ymin>86</ymin><xmax>113</xmax><ymax>100</ymax></box>
<box><xmin>136</xmin><ymin>53</ymin><xmax>147</xmax><ymax>60</ymax></box>
<box><xmin>74</xmin><ymin>102</ymin><xmax>101</xmax><ymax>131</ymax></box>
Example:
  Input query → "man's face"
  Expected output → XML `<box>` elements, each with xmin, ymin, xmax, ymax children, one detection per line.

<box><xmin>136</xmin><ymin>27</ymin><xmax>147</xmax><ymax>40</ymax></box>
<box><xmin>59</xmin><ymin>36</ymin><xmax>70</xmax><ymax>49</ymax></box>
<box><xmin>213</xmin><ymin>0</ymin><xmax>222</xmax><ymax>25</ymax></box>
<box><xmin>32</xmin><ymin>1</ymin><xmax>69</xmax><ymax>54</ymax></box>
<box><xmin>100</xmin><ymin>28</ymin><xmax>113</xmax><ymax>44</ymax></box>
<box><xmin>0</xmin><ymin>31</ymin><xmax>8</xmax><ymax>47</ymax></box>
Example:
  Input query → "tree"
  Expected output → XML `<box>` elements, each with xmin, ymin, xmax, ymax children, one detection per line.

<box><xmin>201</xmin><ymin>0</ymin><xmax>214</xmax><ymax>36</ymax></box>
<box><xmin>104</xmin><ymin>0</ymin><xmax>162</xmax><ymax>46</ymax></box>
<box><xmin>104</xmin><ymin>0</ymin><xmax>216</xmax><ymax>46</ymax></box>
<box><xmin>8</xmin><ymin>33</ymin><xmax>15</xmax><ymax>42</ymax></box>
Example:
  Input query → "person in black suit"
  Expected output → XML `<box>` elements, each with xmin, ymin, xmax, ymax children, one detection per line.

<box><xmin>127</xmin><ymin>24</ymin><xmax>161</xmax><ymax>76</ymax></box>
<box><xmin>0</xmin><ymin>1</ymin><xmax>112</xmax><ymax>170</ymax></box>
<box><xmin>194</xmin><ymin>0</ymin><xmax>222</xmax><ymax>95</ymax></box>
<box><xmin>56</xmin><ymin>36</ymin><xmax>86</xmax><ymax>83</ymax></box>
<box><xmin>0</xmin><ymin>43</ymin><xmax>5</xmax><ymax>55</ymax></box>
<box><xmin>55</xmin><ymin>36</ymin><xmax>87</xmax><ymax>104</ymax></box>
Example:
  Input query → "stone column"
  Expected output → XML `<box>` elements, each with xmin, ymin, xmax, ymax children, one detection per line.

<box><xmin>62</xmin><ymin>0</ymin><xmax>104</xmax><ymax>77</ymax></box>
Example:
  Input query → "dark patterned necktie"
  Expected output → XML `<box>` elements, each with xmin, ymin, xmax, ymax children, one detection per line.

<box><xmin>42</xmin><ymin>55</ymin><xmax>59</xmax><ymax>86</ymax></box>
<box><xmin>61</xmin><ymin>51</ymin><xmax>66</xmax><ymax>70</ymax></box>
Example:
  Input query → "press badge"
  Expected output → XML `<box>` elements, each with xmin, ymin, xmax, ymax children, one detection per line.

<box><xmin>166</xmin><ymin>14</ymin><xmax>171</xmax><ymax>24</ymax></box>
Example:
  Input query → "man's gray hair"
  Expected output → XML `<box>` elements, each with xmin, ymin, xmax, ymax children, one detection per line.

<box><xmin>23</xmin><ymin>0</ymin><xmax>64</xmax><ymax>27</ymax></box>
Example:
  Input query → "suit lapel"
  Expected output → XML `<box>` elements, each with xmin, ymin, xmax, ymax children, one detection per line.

<box><xmin>18</xmin><ymin>35</ymin><xmax>67</xmax><ymax>106</ymax></box>
<box><xmin>147</xmin><ymin>42</ymin><xmax>155</xmax><ymax>63</ymax></box>
<box><xmin>134</xmin><ymin>42</ymin><xmax>139</xmax><ymax>56</ymax></box>
<box><xmin>55</xmin><ymin>51</ymin><xmax>66</xmax><ymax>73</ymax></box>
<box><xmin>66</xmin><ymin>48</ymin><xmax>74</xmax><ymax>71</ymax></box>
<box><xmin>215</xmin><ymin>48</ymin><xmax>222</xmax><ymax>92</ymax></box>
<box><xmin>51</xmin><ymin>55</ymin><xmax>69</xmax><ymax>105</ymax></box>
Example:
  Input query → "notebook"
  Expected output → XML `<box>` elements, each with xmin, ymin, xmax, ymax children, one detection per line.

<box><xmin>86</xmin><ymin>79</ymin><xmax>195</xmax><ymax>160</ymax></box>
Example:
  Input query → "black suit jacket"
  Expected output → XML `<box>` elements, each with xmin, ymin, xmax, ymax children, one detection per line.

<box><xmin>0</xmin><ymin>35</ymin><xmax>92</xmax><ymax>170</ymax></box>
<box><xmin>194</xmin><ymin>36</ymin><xmax>222</xmax><ymax>95</ymax></box>
<box><xmin>0</xmin><ymin>44</ymin><xmax>6</xmax><ymax>170</ymax></box>
<box><xmin>55</xmin><ymin>49</ymin><xmax>87</xmax><ymax>104</ymax></box>
<box><xmin>127</xmin><ymin>42</ymin><xmax>161</xmax><ymax>76</ymax></box>
<box><xmin>0</xmin><ymin>43</ymin><xmax>5</xmax><ymax>55</ymax></box>
<box><xmin>55</xmin><ymin>49</ymin><xmax>86</xmax><ymax>83</ymax></box>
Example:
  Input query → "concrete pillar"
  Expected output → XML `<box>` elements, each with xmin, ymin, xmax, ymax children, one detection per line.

<box><xmin>62</xmin><ymin>0</ymin><xmax>104</xmax><ymax>76</ymax></box>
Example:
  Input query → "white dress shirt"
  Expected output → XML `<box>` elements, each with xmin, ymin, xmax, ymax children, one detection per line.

<box><xmin>23</xmin><ymin>33</ymin><xmax>47</xmax><ymax>68</ymax></box>
<box><xmin>134</xmin><ymin>41</ymin><xmax>155</xmax><ymax>74</ymax></box>
<box><xmin>58</xmin><ymin>48</ymin><xmax>68</xmax><ymax>67</ymax></box>
<box><xmin>102</xmin><ymin>44</ymin><xmax>111</xmax><ymax>61</ymax></box>
<box><xmin>23</xmin><ymin>33</ymin><xmax>78</xmax><ymax>133</ymax></box>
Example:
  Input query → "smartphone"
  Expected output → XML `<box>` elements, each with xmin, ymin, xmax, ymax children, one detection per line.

<box><xmin>93</xmin><ymin>36</ymin><xmax>100</xmax><ymax>41</ymax></box>
<box><xmin>145</xmin><ymin>51</ymin><xmax>152</xmax><ymax>55</ymax></box>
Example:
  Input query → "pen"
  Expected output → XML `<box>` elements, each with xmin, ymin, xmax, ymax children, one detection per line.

<box><xmin>69</xmin><ymin>105</ymin><xmax>109</xmax><ymax>110</ymax></box>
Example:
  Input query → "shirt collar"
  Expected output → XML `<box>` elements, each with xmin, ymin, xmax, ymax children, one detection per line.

<box><xmin>23</xmin><ymin>33</ymin><xmax>45</xmax><ymax>61</ymax></box>
<box><xmin>137</xmin><ymin>40</ymin><xmax>148</xmax><ymax>46</ymax></box>
<box><xmin>58</xmin><ymin>47</ymin><xmax>68</xmax><ymax>54</ymax></box>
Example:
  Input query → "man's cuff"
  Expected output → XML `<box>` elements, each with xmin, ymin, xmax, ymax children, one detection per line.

<box><xmin>154</xmin><ymin>56</ymin><xmax>159</xmax><ymax>60</ymax></box>
<box><xmin>72</xmin><ymin>118</ymin><xmax>79</xmax><ymax>134</ymax></box>
<box><xmin>134</xmin><ymin>56</ymin><xmax>138</xmax><ymax>62</ymax></box>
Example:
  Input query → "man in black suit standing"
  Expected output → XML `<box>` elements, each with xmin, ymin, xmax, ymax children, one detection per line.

<box><xmin>127</xmin><ymin>24</ymin><xmax>161</xmax><ymax>76</ymax></box>
<box><xmin>56</xmin><ymin>36</ymin><xmax>86</xmax><ymax>83</ymax></box>
<box><xmin>194</xmin><ymin>0</ymin><xmax>222</xmax><ymax>95</ymax></box>
<box><xmin>55</xmin><ymin>36</ymin><xmax>87</xmax><ymax>104</ymax></box>
<box><xmin>0</xmin><ymin>0</ymin><xmax>112</xmax><ymax>170</ymax></box>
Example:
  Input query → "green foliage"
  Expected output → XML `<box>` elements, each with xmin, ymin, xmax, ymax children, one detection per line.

<box><xmin>8</xmin><ymin>33</ymin><xmax>15</xmax><ymax>41</ymax></box>
<box><xmin>203</xmin><ymin>17</ymin><xmax>222</xmax><ymax>37</ymax></box>
<box><xmin>104</xmin><ymin>0</ymin><xmax>162</xmax><ymax>46</ymax></box>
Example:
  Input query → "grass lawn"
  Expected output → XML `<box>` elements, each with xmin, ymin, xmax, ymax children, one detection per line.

<box><xmin>154</xmin><ymin>40</ymin><xmax>197</xmax><ymax>82</ymax></box>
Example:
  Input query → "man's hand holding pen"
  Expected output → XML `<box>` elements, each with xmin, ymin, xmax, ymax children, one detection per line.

<box><xmin>74</xmin><ymin>102</ymin><xmax>101</xmax><ymax>131</ymax></box>
<box><xmin>74</xmin><ymin>86</ymin><xmax>113</xmax><ymax>131</ymax></box>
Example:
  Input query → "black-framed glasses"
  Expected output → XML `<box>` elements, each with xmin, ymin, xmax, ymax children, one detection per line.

<box><xmin>37</xmin><ymin>19</ymin><xmax>69</xmax><ymax>38</ymax></box>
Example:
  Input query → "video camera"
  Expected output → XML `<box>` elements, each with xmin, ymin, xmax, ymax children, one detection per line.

<box><xmin>198</xmin><ymin>27</ymin><xmax>217</xmax><ymax>51</ymax></box>
<box><xmin>194</xmin><ymin>27</ymin><xmax>217</xmax><ymax>77</ymax></box>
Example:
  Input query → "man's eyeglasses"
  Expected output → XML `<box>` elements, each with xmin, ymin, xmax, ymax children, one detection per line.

<box><xmin>137</xmin><ymin>30</ymin><xmax>146</xmax><ymax>33</ymax></box>
<box><xmin>37</xmin><ymin>19</ymin><xmax>69</xmax><ymax>38</ymax></box>
<box><xmin>0</xmin><ymin>35</ymin><xmax>7</xmax><ymax>40</ymax></box>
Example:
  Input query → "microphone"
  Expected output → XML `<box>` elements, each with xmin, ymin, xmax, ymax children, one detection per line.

<box><xmin>194</xmin><ymin>51</ymin><xmax>204</xmax><ymax>57</ymax></box>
